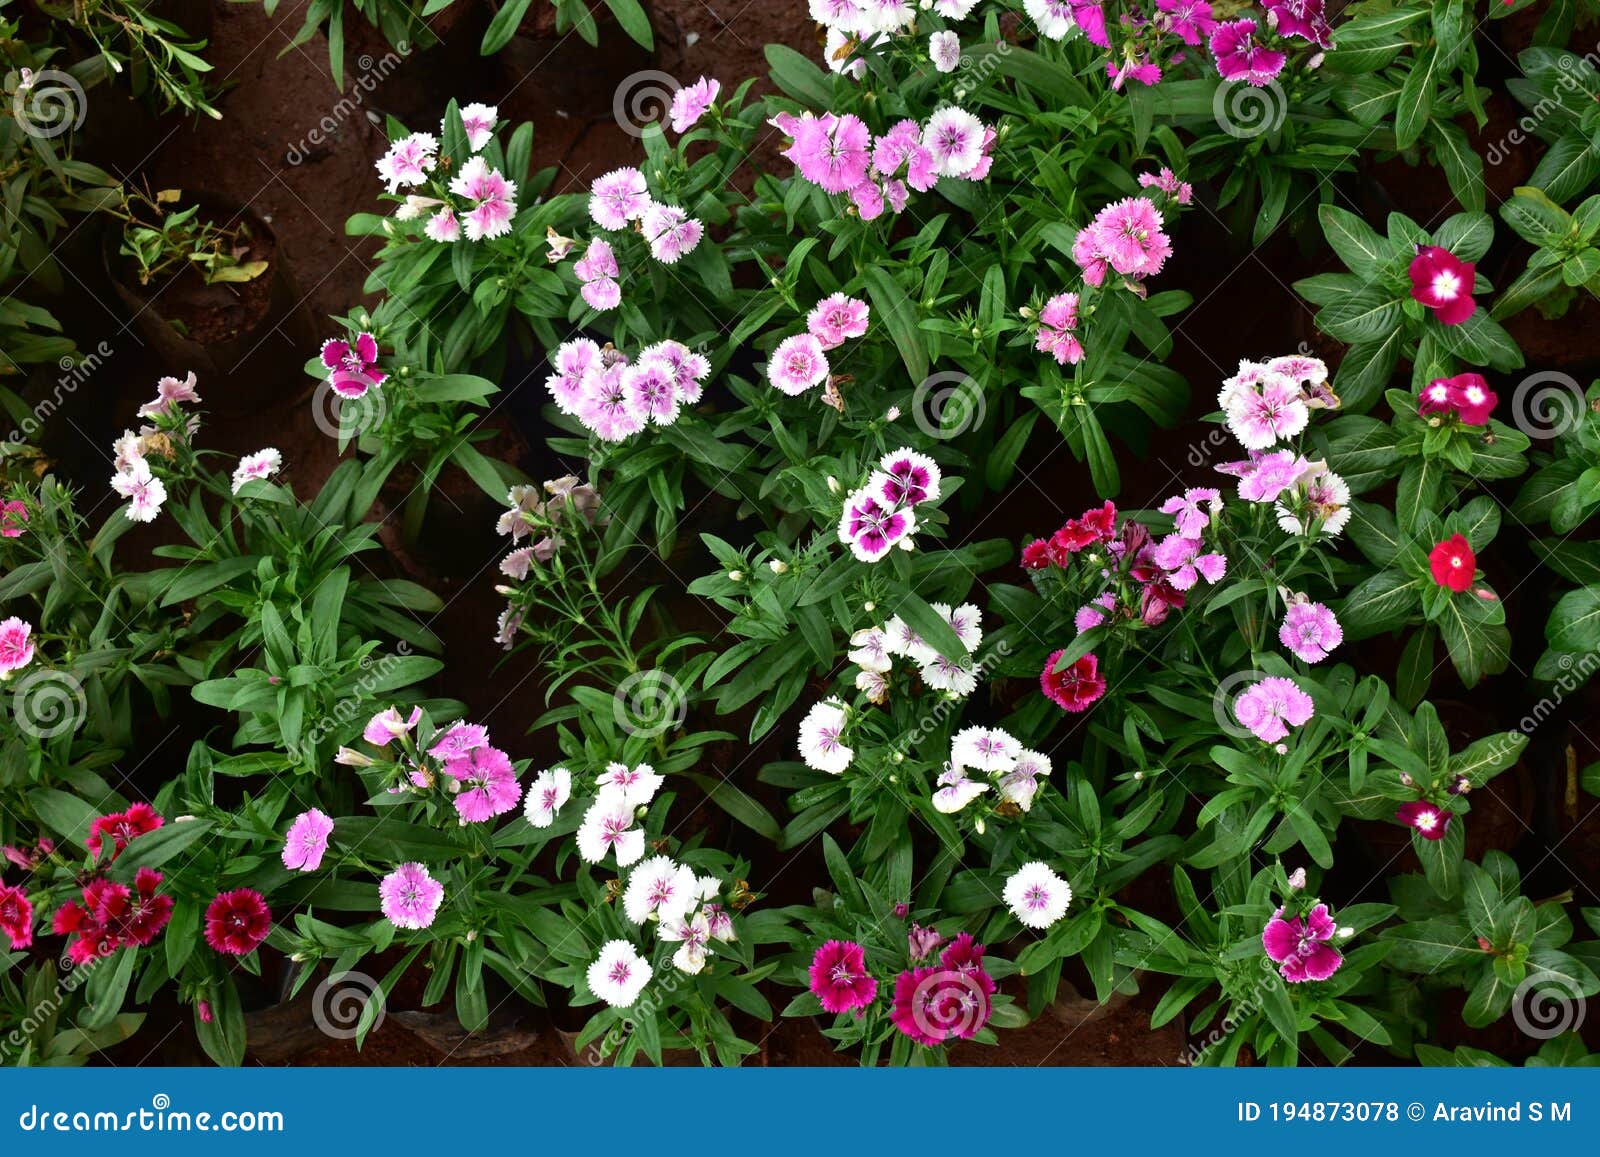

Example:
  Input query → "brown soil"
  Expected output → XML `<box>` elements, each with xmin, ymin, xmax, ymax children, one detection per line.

<box><xmin>120</xmin><ymin>225</ymin><xmax>277</xmax><ymax>345</ymax></box>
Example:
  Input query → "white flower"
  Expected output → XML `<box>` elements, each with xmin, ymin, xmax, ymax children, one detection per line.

<box><xmin>798</xmin><ymin>698</ymin><xmax>853</xmax><ymax>774</ymax></box>
<box><xmin>932</xmin><ymin>767</ymin><xmax>989</xmax><ymax>813</ymax></box>
<box><xmin>823</xmin><ymin>27</ymin><xmax>869</xmax><ymax>80</ymax></box>
<box><xmin>996</xmin><ymin>749</ymin><xmax>1052</xmax><ymax>811</ymax></box>
<box><xmin>932</xmin><ymin>601</ymin><xmax>983</xmax><ymax>653</ymax></box>
<box><xmin>952</xmin><ymin>725</ymin><xmax>1020</xmax><ymax>774</ymax></box>
<box><xmin>919</xmin><ymin>652</ymin><xmax>978</xmax><ymax>697</ymax></box>
<box><xmin>523</xmin><ymin>767</ymin><xmax>572</xmax><ymax>828</ymax></box>
<box><xmin>623</xmin><ymin>855</ymin><xmax>697</xmax><ymax>924</ymax></box>
<box><xmin>848</xmin><ymin>626</ymin><xmax>892</xmax><ymax>672</ymax></box>
<box><xmin>111</xmin><ymin>458</ymin><xmax>166</xmax><ymax>523</ymax></box>
<box><xmin>456</xmin><ymin>101</ymin><xmax>499</xmax><ymax>151</ymax></box>
<box><xmin>1023</xmin><ymin>0</ymin><xmax>1074</xmax><ymax>39</ymax></box>
<box><xmin>588</xmin><ymin>939</ymin><xmax>652</xmax><ymax>1007</ymax></box>
<box><xmin>394</xmin><ymin>194</ymin><xmax>442</xmax><ymax>221</ymax></box>
<box><xmin>882</xmin><ymin>616</ymin><xmax>931</xmax><ymax>663</ymax></box>
<box><xmin>1274</xmin><ymin>462</ymin><xmax>1352</xmax><ymax>537</ymax></box>
<box><xmin>935</xmin><ymin>0</ymin><xmax>980</xmax><ymax>15</ymax></box>
<box><xmin>596</xmin><ymin>761</ymin><xmax>663</xmax><ymax>808</ymax></box>
<box><xmin>855</xmin><ymin>668</ymin><xmax>889</xmax><ymax>704</ymax></box>
<box><xmin>576</xmin><ymin>790</ymin><xmax>646</xmax><ymax>866</ymax></box>
<box><xmin>922</xmin><ymin>106</ymin><xmax>986</xmax><ymax>178</ymax></box>
<box><xmin>930</xmin><ymin>30</ymin><xmax>961</xmax><ymax>73</ymax></box>
<box><xmin>1004</xmin><ymin>862</ymin><xmax>1072</xmax><ymax>929</ymax></box>
<box><xmin>659</xmin><ymin>910</ymin><xmax>712</xmax><ymax>974</ymax></box>
<box><xmin>231</xmin><ymin>447</ymin><xmax>282</xmax><ymax>495</ymax></box>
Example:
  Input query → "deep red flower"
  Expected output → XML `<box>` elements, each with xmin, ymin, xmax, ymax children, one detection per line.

<box><xmin>1021</xmin><ymin>539</ymin><xmax>1054</xmax><ymax>570</ymax></box>
<box><xmin>204</xmin><ymin>889</ymin><xmax>272</xmax><ymax>956</ymax></box>
<box><xmin>115</xmin><ymin>868</ymin><xmax>174</xmax><ymax>946</ymax></box>
<box><xmin>889</xmin><ymin>963</ymin><xmax>995</xmax><ymax>1047</ymax></box>
<box><xmin>1077</xmin><ymin>500</ymin><xmax>1117</xmax><ymax>540</ymax></box>
<box><xmin>1396</xmin><ymin>799</ymin><xmax>1452</xmax><ymax>841</ymax></box>
<box><xmin>1445</xmin><ymin>373</ymin><xmax>1497</xmax><ymax>425</ymax></box>
<box><xmin>52</xmin><ymin>880</ymin><xmax>129</xmax><ymax>964</ymax></box>
<box><xmin>938</xmin><ymin>931</ymin><xmax>992</xmax><ymax>979</ymax></box>
<box><xmin>1408</xmin><ymin>245</ymin><xmax>1476</xmax><ymax>325</ymax></box>
<box><xmin>85</xmin><ymin>802</ymin><xmax>163</xmax><ymax>861</ymax></box>
<box><xmin>0</xmin><ymin>883</ymin><xmax>33</xmax><ymax>950</ymax></box>
<box><xmin>808</xmin><ymin>939</ymin><xmax>878</xmax><ymax>1015</ymax></box>
<box><xmin>1428</xmin><ymin>534</ymin><xmax>1476</xmax><ymax>593</ymax></box>
<box><xmin>1041</xmin><ymin>650</ymin><xmax>1107</xmax><ymax>712</ymax></box>
<box><xmin>1050</xmin><ymin>521</ymin><xmax>1100</xmax><ymax>554</ymax></box>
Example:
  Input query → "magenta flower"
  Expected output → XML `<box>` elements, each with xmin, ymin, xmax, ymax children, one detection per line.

<box><xmin>380</xmin><ymin>862</ymin><xmax>445</xmax><ymax>930</ymax></box>
<box><xmin>363</xmin><ymin>705</ymin><xmax>422</xmax><ymax>746</ymax></box>
<box><xmin>444</xmin><ymin>745</ymin><xmax>521</xmax><ymax>822</ymax></box>
<box><xmin>1090</xmin><ymin>196</ymin><xmax>1173</xmax><ymax>278</ymax></box>
<box><xmin>281</xmin><ymin>809</ymin><xmax>334</xmax><ymax>872</ymax></box>
<box><xmin>668</xmin><ymin>76</ymin><xmax>720</xmax><ymax>133</ymax></box>
<box><xmin>767</xmin><ymin>333</ymin><xmax>830</xmax><ymax>396</ymax></box>
<box><xmin>1210</xmin><ymin>20</ymin><xmax>1286</xmax><ymax>87</ymax></box>
<box><xmin>1408</xmin><ymin>245</ymin><xmax>1476</xmax><ymax>325</ymax></box>
<box><xmin>589</xmin><ymin>167</ymin><xmax>650</xmax><ymax>230</ymax></box>
<box><xmin>1151</xmin><ymin>534</ymin><xmax>1227</xmax><ymax>591</ymax></box>
<box><xmin>876</xmin><ymin>448</ymin><xmax>941</xmax><ymax>507</ymax></box>
<box><xmin>1071</xmin><ymin>0</ymin><xmax>1110</xmax><ymax>47</ymax></box>
<box><xmin>1138</xmin><ymin>166</ymin><xmax>1194</xmax><ymax>204</ymax></box>
<box><xmin>890</xmin><ymin>954</ymin><xmax>995</xmax><ymax>1047</ymax></box>
<box><xmin>806</xmin><ymin>293</ymin><xmax>871</xmax><ymax>350</ymax></box>
<box><xmin>1233</xmin><ymin>676</ymin><xmax>1314</xmax><ymax>743</ymax></box>
<box><xmin>1279</xmin><ymin>601</ymin><xmax>1342</xmax><ymax>663</ymax></box>
<box><xmin>0</xmin><ymin>499</ymin><xmax>26</xmax><ymax>538</ymax></box>
<box><xmin>427</xmin><ymin>721</ymin><xmax>489</xmax><ymax>760</ymax></box>
<box><xmin>0</xmin><ymin>617</ymin><xmax>35</xmax><ymax>676</ymax></box>
<box><xmin>1156</xmin><ymin>0</ymin><xmax>1216</xmax><ymax>45</ymax></box>
<box><xmin>1396</xmin><ymin>799</ymin><xmax>1452</xmax><ymax>840</ymax></box>
<box><xmin>1160</xmin><ymin>487</ymin><xmax>1222</xmax><ymax>537</ymax></box>
<box><xmin>1263</xmin><ymin>0</ymin><xmax>1332</xmax><ymax>47</ymax></box>
<box><xmin>1262</xmin><ymin>903</ymin><xmax>1343</xmax><ymax>982</ymax></box>
<box><xmin>784</xmin><ymin>112</ymin><xmax>872</xmax><ymax>194</ymax></box>
<box><xmin>1035</xmin><ymin>291</ymin><xmax>1085</xmax><ymax>365</ymax></box>
<box><xmin>320</xmin><ymin>333</ymin><xmax>386</xmax><ymax>399</ymax></box>
<box><xmin>809</xmin><ymin>940</ymin><xmax>879</xmax><ymax>1015</ymax></box>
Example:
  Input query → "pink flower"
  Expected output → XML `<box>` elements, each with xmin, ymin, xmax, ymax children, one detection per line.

<box><xmin>1078</xmin><ymin>197</ymin><xmax>1172</xmax><ymax>281</ymax></box>
<box><xmin>847</xmin><ymin>177</ymin><xmax>882</xmax><ymax>222</ymax></box>
<box><xmin>1040</xmin><ymin>650</ymin><xmax>1106</xmax><ymax>712</ymax></box>
<box><xmin>1396</xmin><ymin>799</ymin><xmax>1452</xmax><ymax>840</ymax></box>
<box><xmin>444</xmin><ymin>745</ymin><xmax>521</xmax><ymax>822</ymax></box>
<box><xmin>380</xmin><ymin>862</ymin><xmax>445</xmax><ymax>930</ymax></box>
<box><xmin>1151</xmin><ymin>534</ymin><xmax>1227</xmax><ymax>591</ymax></box>
<box><xmin>1408</xmin><ymin>245</ymin><xmax>1476</xmax><ymax>325</ymax></box>
<box><xmin>449</xmin><ymin>156</ymin><xmax>517</xmax><ymax>241</ymax></box>
<box><xmin>1221</xmin><ymin>369</ymin><xmax>1308</xmax><ymax>449</ymax></box>
<box><xmin>282</xmin><ymin>809</ymin><xmax>334</xmax><ymax>871</ymax></box>
<box><xmin>838</xmin><ymin>491</ymin><xmax>916</xmax><ymax>562</ymax></box>
<box><xmin>1139</xmin><ymin>166</ymin><xmax>1194</xmax><ymax>204</ymax></box>
<box><xmin>0</xmin><ymin>617</ymin><xmax>35</xmax><ymax>676</ymax></box>
<box><xmin>668</xmin><ymin>76</ymin><xmax>720</xmax><ymax>133</ymax></box>
<box><xmin>424</xmin><ymin>206</ymin><xmax>460</xmax><ymax>243</ymax></box>
<box><xmin>320</xmin><ymin>333</ymin><xmax>386</xmax><ymax>399</ymax></box>
<box><xmin>0</xmin><ymin>499</ymin><xmax>26</xmax><ymax>538</ymax></box>
<box><xmin>137</xmin><ymin>371</ymin><xmax>202</xmax><ymax>418</ymax></box>
<box><xmin>230</xmin><ymin>448</ymin><xmax>282</xmax><ymax>494</ymax></box>
<box><xmin>809</xmin><ymin>939</ymin><xmax>878</xmax><ymax>1014</ymax></box>
<box><xmin>890</xmin><ymin>961</ymin><xmax>994</xmax><ymax>1046</ymax></box>
<box><xmin>427</xmin><ymin>721</ymin><xmax>489</xmax><ymax>760</ymax></box>
<box><xmin>1263</xmin><ymin>0</ymin><xmax>1332</xmax><ymax>47</ymax></box>
<box><xmin>1419</xmin><ymin>376</ymin><xmax>1454</xmax><ymax>416</ymax></box>
<box><xmin>1106</xmin><ymin>54</ymin><xmax>1162</xmax><ymax>89</ymax></box>
<box><xmin>1035</xmin><ymin>291</ymin><xmax>1085</xmax><ymax>365</ymax></box>
<box><xmin>545</xmin><ymin>338</ymin><xmax>601</xmax><ymax>414</ymax></box>
<box><xmin>0</xmin><ymin>883</ymin><xmax>33</xmax><ymax>950</ymax></box>
<box><xmin>1071</xmin><ymin>0</ymin><xmax>1110</xmax><ymax>46</ymax></box>
<box><xmin>1262</xmin><ymin>903</ymin><xmax>1343</xmax><ymax>982</ymax></box>
<box><xmin>639</xmin><ymin>340</ymin><xmax>710</xmax><ymax>403</ymax></box>
<box><xmin>110</xmin><ymin>458</ymin><xmax>166</xmax><ymax>523</ymax></box>
<box><xmin>1279</xmin><ymin>601</ymin><xmax>1342</xmax><ymax>663</ymax></box>
<box><xmin>574</xmin><ymin>238</ymin><xmax>621</xmax><ymax>311</ymax></box>
<box><xmin>1159</xmin><ymin>487</ymin><xmax>1222</xmax><ymax>537</ymax></box>
<box><xmin>622</xmin><ymin>357</ymin><xmax>681</xmax><ymax>426</ymax></box>
<box><xmin>375</xmin><ymin>132</ymin><xmax>437</xmax><ymax>192</ymax></box>
<box><xmin>576</xmin><ymin>362</ymin><xmax>646</xmax><ymax>442</ymax></box>
<box><xmin>806</xmin><ymin>293</ymin><xmax>871</xmax><ymax>349</ymax></box>
<box><xmin>363</xmin><ymin>705</ymin><xmax>422</xmax><ymax>746</ymax></box>
<box><xmin>1075</xmin><ymin>592</ymin><xmax>1116</xmax><ymax>634</ymax></box>
<box><xmin>767</xmin><ymin>333</ymin><xmax>830</xmax><ymax>395</ymax></box>
<box><xmin>1218</xmin><ymin>449</ymin><xmax>1308</xmax><ymax>503</ymax></box>
<box><xmin>1233</xmin><ymin>676</ymin><xmax>1314</xmax><ymax>743</ymax></box>
<box><xmin>589</xmin><ymin>167</ymin><xmax>649</xmax><ymax>230</ymax></box>
<box><xmin>1210</xmin><ymin>20</ymin><xmax>1286</xmax><ymax>86</ymax></box>
<box><xmin>640</xmin><ymin>203</ymin><xmax>703</xmax><ymax>263</ymax></box>
<box><xmin>1422</xmin><ymin>372</ymin><xmax>1497</xmax><ymax>424</ymax></box>
<box><xmin>784</xmin><ymin>112</ymin><xmax>872</xmax><ymax>193</ymax></box>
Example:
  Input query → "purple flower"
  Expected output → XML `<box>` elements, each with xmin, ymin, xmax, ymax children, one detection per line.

<box><xmin>444</xmin><ymin>745</ymin><xmax>522</xmax><ymax>822</ymax></box>
<box><xmin>320</xmin><ymin>333</ymin><xmax>386</xmax><ymax>399</ymax></box>
<box><xmin>380</xmin><ymin>862</ymin><xmax>445</xmax><ymax>930</ymax></box>
<box><xmin>1264</xmin><ymin>0</ymin><xmax>1332</xmax><ymax>47</ymax></box>
<box><xmin>838</xmin><ymin>491</ymin><xmax>916</xmax><ymax>562</ymax></box>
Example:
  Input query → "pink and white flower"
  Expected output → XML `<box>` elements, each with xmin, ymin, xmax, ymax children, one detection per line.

<box><xmin>767</xmin><ymin>333</ymin><xmax>830</xmax><ymax>395</ymax></box>
<box><xmin>375</xmin><ymin>132</ymin><xmax>437</xmax><ymax>192</ymax></box>
<box><xmin>111</xmin><ymin>458</ymin><xmax>167</xmax><ymax>523</ymax></box>
<box><xmin>320</xmin><ymin>333</ymin><xmax>386</xmax><ymax>399</ymax></box>
<box><xmin>1279</xmin><ymin>600</ymin><xmax>1342</xmax><ymax>664</ymax></box>
<box><xmin>380</xmin><ymin>862</ymin><xmax>445</xmax><ymax>930</ymax></box>
<box><xmin>1004</xmin><ymin>862</ymin><xmax>1072</xmax><ymax>929</ymax></box>
<box><xmin>0</xmin><ymin>618</ymin><xmax>35</xmax><ymax>676</ymax></box>
<box><xmin>669</xmin><ymin>76</ymin><xmax>720</xmax><ymax>133</ymax></box>
<box><xmin>577</xmin><ymin>791</ymin><xmax>647</xmax><ymax>866</ymax></box>
<box><xmin>574</xmin><ymin>238</ymin><xmax>621</xmax><ymax>312</ymax></box>
<box><xmin>589</xmin><ymin>167</ymin><xmax>650</xmax><ymax>230</ymax></box>
<box><xmin>230</xmin><ymin>448</ymin><xmax>281</xmax><ymax>495</ymax></box>
<box><xmin>622</xmin><ymin>855</ymin><xmax>697</xmax><ymax>924</ymax></box>
<box><xmin>588</xmin><ymin>939</ymin><xmax>652</xmax><ymax>1007</ymax></box>
<box><xmin>799</xmin><ymin>699</ymin><xmax>853</xmax><ymax>774</ymax></box>
<box><xmin>452</xmin><ymin>102</ymin><xmax>498</xmax><ymax>151</ymax></box>
<box><xmin>640</xmin><ymin>203</ymin><xmax>703</xmax><ymax>263</ymax></box>
<box><xmin>449</xmin><ymin>156</ymin><xmax>517</xmax><ymax>241</ymax></box>
<box><xmin>837</xmin><ymin>489</ymin><xmax>916</xmax><ymax>562</ymax></box>
<box><xmin>523</xmin><ymin>767</ymin><xmax>572</xmax><ymax>828</ymax></box>
<box><xmin>806</xmin><ymin>293</ymin><xmax>871</xmax><ymax>350</ymax></box>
